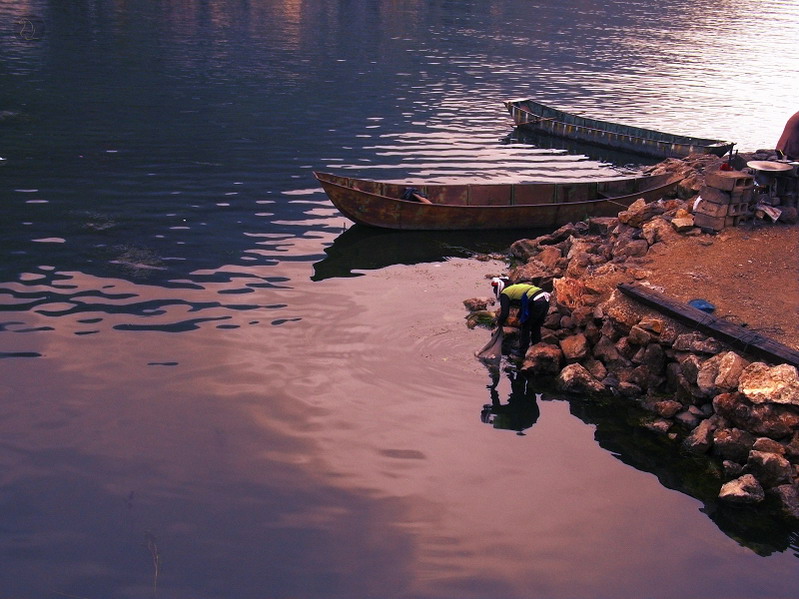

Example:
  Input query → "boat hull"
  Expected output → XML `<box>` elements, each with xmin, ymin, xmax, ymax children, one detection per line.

<box><xmin>314</xmin><ymin>171</ymin><xmax>679</xmax><ymax>230</ymax></box>
<box><xmin>505</xmin><ymin>99</ymin><xmax>734</xmax><ymax>159</ymax></box>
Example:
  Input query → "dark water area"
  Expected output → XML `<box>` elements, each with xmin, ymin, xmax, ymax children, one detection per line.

<box><xmin>2</xmin><ymin>1</ymin><xmax>799</xmax><ymax>597</ymax></box>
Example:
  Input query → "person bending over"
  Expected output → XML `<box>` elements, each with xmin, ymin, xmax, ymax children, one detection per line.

<box><xmin>491</xmin><ymin>277</ymin><xmax>550</xmax><ymax>358</ymax></box>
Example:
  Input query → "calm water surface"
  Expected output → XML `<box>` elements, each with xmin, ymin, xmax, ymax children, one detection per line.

<box><xmin>1</xmin><ymin>1</ymin><xmax>798</xmax><ymax>597</ymax></box>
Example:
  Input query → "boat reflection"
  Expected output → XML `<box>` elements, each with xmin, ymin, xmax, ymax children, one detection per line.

<box><xmin>311</xmin><ymin>224</ymin><xmax>545</xmax><ymax>281</ymax></box>
<box><xmin>502</xmin><ymin>127</ymin><xmax>662</xmax><ymax>169</ymax></box>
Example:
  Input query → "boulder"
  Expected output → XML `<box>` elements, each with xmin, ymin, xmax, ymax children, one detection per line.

<box><xmin>637</xmin><ymin>316</ymin><xmax>665</xmax><ymax>336</ymax></box>
<box><xmin>642</xmin><ymin>217</ymin><xmax>680</xmax><ymax>245</ymax></box>
<box><xmin>509</xmin><ymin>261</ymin><xmax>551</xmax><ymax>286</ymax></box>
<box><xmin>587</xmin><ymin>217</ymin><xmax>617</xmax><ymax>236</ymax></box>
<box><xmin>723</xmin><ymin>460</ymin><xmax>745</xmax><ymax>479</ymax></box>
<box><xmin>675</xmin><ymin>410</ymin><xmax>701</xmax><ymax>429</ymax></box>
<box><xmin>712</xmin><ymin>427</ymin><xmax>756</xmax><ymax>463</ymax></box>
<box><xmin>627</xmin><ymin>325</ymin><xmax>652</xmax><ymax>346</ymax></box>
<box><xmin>463</xmin><ymin>297</ymin><xmax>491</xmax><ymax>311</ymax></box>
<box><xmin>640</xmin><ymin>343</ymin><xmax>666</xmax><ymax>374</ymax></box>
<box><xmin>746</xmin><ymin>450</ymin><xmax>793</xmax><ymax>488</ymax></box>
<box><xmin>509</xmin><ymin>238</ymin><xmax>540</xmax><ymax>262</ymax></box>
<box><xmin>559</xmin><ymin>333</ymin><xmax>589</xmax><ymax>362</ymax></box>
<box><xmin>752</xmin><ymin>437</ymin><xmax>786</xmax><ymax>455</ymax></box>
<box><xmin>785</xmin><ymin>432</ymin><xmax>799</xmax><ymax>460</ymax></box>
<box><xmin>520</xmin><ymin>343</ymin><xmax>562</xmax><ymax>376</ymax></box>
<box><xmin>592</xmin><ymin>334</ymin><xmax>624</xmax><ymax>367</ymax></box>
<box><xmin>683</xmin><ymin>417</ymin><xmax>716</xmax><ymax>454</ymax></box>
<box><xmin>536</xmin><ymin>245</ymin><xmax>563</xmax><ymax>270</ymax></box>
<box><xmin>672</xmin><ymin>332</ymin><xmax>724</xmax><ymax>355</ymax></box>
<box><xmin>612</xmin><ymin>238</ymin><xmax>649</xmax><ymax>260</ymax></box>
<box><xmin>678</xmin><ymin>353</ymin><xmax>703</xmax><ymax>385</ymax></box>
<box><xmin>696</xmin><ymin>351</ymin><xmax>749</xmax><ymax>397</ymax></box>
<box><xmin>738</xmin><ymin>363</ymin><xmax>799</xmax><ymax>406</ymax></box>
<box><xmin>584</xmin><ymin>357</ymin><xmax>608</xmax><ymax>382</ymax></box>
<box><xmin>718</xmin><ymin>474</ymin><xmax>765</xmax><ymax>504</ymax></box>
<box><xmin>769</xmin><ymin>485</ymin><xmax>799</xmax><ymax>520</ymax></box>
<box><xmin>552</xmin><ymin>277</ymin><xmax>592</xmax><ymax>311</ymax></box>
<box><xmin>714</xmin><ymin>352</ymin><xmax>750</xmax><ymax>390</ymax></box>
<box><xmin>713</xmin><ymin>392</ymin><xmax>799</xmax><ymax>439</ymax></box>
<box><xmin>618</xmin><ymin>198</ymin><xmax>665</xmax><ymax>227</ymax></box>
<box><xmin>556</xmin><ymin>363</ymin><xmax>606</xmax><ymax>395</ymax></box>
<box><xmin>671</xmin><ymin>215</ymin><xmax>695</xmax><ymax>232</ymax></box>
<box><xmin>645</xmin><ymin>419</ymin><xmax>673</xmax><ymax>435</ymax></box>
<box><xmin>566</xmin><ymin>236</ymin><xmax>599</xmax><ymax>260</ymax></box>
<box><xmin>652</xmin><ymin>399</ymin><xmax>682</xmax><ymax>418</ymax></box>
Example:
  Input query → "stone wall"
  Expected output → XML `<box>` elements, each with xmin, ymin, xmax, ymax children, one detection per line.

<box><xmin>465</xmin><ymin>156</ymin><xmax>799</xmax><ymax>523</ymax></box>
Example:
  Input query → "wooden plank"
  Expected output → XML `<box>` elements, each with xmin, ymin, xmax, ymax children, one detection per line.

<box><xmin>617</xmin><ymin>283</ymin><xmax>799</xmax><ymax>368</ymax></box>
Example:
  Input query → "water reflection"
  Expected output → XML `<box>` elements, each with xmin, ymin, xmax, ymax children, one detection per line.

<box><xmin>569</xmin><ymin>397</ymin><xmax>799</xmax><ymax>558</ymax></box>
<box><xmin>503</xmin><ymin>127</ymin><xmax>661</xmax><ymax>170</ymax></box>
<box><xmin>3</xmin><ymin>0</ymin><xmax>799</xmax><ymax>596</ymax></box>
<box><xmin>311</xmin><ymin>224</ymin><xmax>540</xmax><ymax>281</ymax></box>
<box><xmin>481</xmin><ymin>368</ymin><xmax>541</xmax><ymax>436</ymax></box>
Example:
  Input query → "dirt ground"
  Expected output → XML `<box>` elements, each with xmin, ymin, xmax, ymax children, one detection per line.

<box><xmin>639</xmin><ymin>223</ymin><xmax>799</xmax><ymax>352</ymax></box>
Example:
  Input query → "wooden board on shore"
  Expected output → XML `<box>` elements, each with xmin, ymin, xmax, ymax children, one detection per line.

<box><xmin>618</xmin><ymin>283</ymin><xmax>799</xmax><ymax>368</ymax></box>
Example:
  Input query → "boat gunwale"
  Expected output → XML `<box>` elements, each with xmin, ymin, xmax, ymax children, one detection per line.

<box><xmin>506</xmin><ymin>99</ymin><xmax>734</xmax><ymax>150</ymax></box>
<box><xmin>314</xmin><ymin>171</ymin><xmax>678</xmax><ymax>209</ymax></box>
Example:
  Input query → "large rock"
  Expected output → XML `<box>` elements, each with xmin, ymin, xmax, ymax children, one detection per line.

<box><xmin>552</xmin><ymin>277</ymin><xmax>592</xmax><ymax>311</ymax></box>
<box><xmin>559</xmin><ymin>333</ymin><xmax>589</xmax><ymax>362</ymax></box>
<box><xmin>642</xmin><ymin>217</ymin><xmax>680</xmax><ymax>245</ymax></box>
<box><xmin>769</xmin><ymin>485</ymin><xmax>799</xmax><ymax>520</ymax></box>
<box><xmin>713</xmin><ymin>392</ymin><xmax>799</xmax><ymax>439</ymax></box>
<box><xmin>618</xmin><ymin>198</ymin><xmax>664</xmax><ymax>227</ymax></box>
<box><xmin>536</xmin><ymin>245</ymin><xmax>563</xmax><ymax>270</ymax></box>
<box><xmin>712</xmin><ymin>427</ymin><xmax>756</xmax><ymax>463</ymax></box>
<box><xmin>683</xmin><ymin>417</ymin><xmax>717</xmax><ymax>454</ymax></box>
<box><xmin>718</xmin><ymin>474</ymin><xmax>765</xmax><ymax>504</ymax></box>
<box><xmin>639</xmin><ymin>343</ymin><xmax>666</xmax><ymax>374</ymax></box>
<box><xmin>627</xmin><ymin>325</ymin><xmax>652</xmax><ymax>346</ymax></box>
<box><xmin>678</xmin><ymin>353</ymin><xmax>703</xmax><ymax>385</ymax></box>
<box><xmin>746</xmin><ymin>450</ymin><xmax>793</xmax><ymax>488</ymax></box>
<box><xmin>520</xmin><ymin>343</ymin><xmax>562</xmax><ymax>376</ymax></box>
<box><xmin>672</xmin><ymin>332</ymin><xmax>724</xmax><ymax>355</ymax></box>
<box><xmin>738</xmin><ymin>363</ymin><xmax>799</xmax><ymax>406</ymax></box>
<box><xmin>612</xmin><ymin>238</ymin><xmax>649</xmax><ymax>260</ymax></box>
<box><xmin>509</xmin><ymin>238</ymin><xmax>540</xmax><ymax>262</ymax></box>
<box><xmin>556</xmin><ymin>363</ymin><xmax>606</xmax><ymax>395</ymax></box>
<box><xmin>509</xmin><ymin>261</ymin><xmax>551</xmax><ymax>286</ymax></box>
<box><xmin>587</xmin><ymin>217</ymin><xmax>617</xmax><ymax>236</ymax></box>
<box><xmin>696</xmin><ymin>351</ymin><xmax>749</xmax><ymax>397</ymax></box>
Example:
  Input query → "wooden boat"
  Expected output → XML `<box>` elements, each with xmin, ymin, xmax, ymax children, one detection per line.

<box><xmin>505</xmin><ymin>99</ymin><xmax>735</xmax><ymax>159</ymax></box>
<box><xmin>314</xmin><ymin>171</ymin><xmax>679</xmax><ymax>230</ymax></box>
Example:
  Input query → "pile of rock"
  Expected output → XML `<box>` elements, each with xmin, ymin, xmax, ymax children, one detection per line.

<box><xmin>464</xmin><ymin>155</ymin><xmax>799</xmax><ymax>522</ymax></box>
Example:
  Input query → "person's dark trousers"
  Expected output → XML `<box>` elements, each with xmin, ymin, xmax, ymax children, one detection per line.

<box><xmin>518</xmin><ymin>298</ymin><xmax>549</xmax><ymax>353</ymax></box>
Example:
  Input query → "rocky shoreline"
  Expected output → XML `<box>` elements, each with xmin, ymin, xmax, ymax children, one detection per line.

<box><xmin>465</xmin><ymin>151</ymin><xmax>799</xmax><ymax>525</ymax></box>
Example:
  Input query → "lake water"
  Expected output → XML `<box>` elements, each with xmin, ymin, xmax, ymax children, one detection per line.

<box><xmin>1</xmin><ymin>1</ymin><xmax>798</xmax><ymax>597</ymax></box>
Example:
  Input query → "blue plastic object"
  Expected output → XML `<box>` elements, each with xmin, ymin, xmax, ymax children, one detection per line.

<box><xmin>688</xmin><ymin>298</ymin><xmax>716</xmax><ymax>313</ymax></box>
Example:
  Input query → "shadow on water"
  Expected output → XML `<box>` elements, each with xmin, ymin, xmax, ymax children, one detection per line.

<box><xmin>562</xmin><ymin>389</ymin><xmax>799</xmax><ymax>557</ymax></box>
<box><xmin>311</xmin><ymin>224</ymin><xmax>550</xmax><ymax>281</ymax></box>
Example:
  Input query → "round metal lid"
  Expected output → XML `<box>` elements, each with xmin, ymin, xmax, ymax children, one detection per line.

<box><xmin>746</xmin><ymin>160</ymin><xmax>794</xmax><ymax>172</ymax></box>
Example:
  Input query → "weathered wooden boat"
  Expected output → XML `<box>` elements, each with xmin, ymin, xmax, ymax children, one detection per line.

<box><xmin>314</xmin><ymin>171</ymin><xmax>679</xmax><ymax>230</ymax></box>
<box><xmin>505</xmin><ymin>99</ymin><xmax>735</xmax><ymax>159</ymax></box>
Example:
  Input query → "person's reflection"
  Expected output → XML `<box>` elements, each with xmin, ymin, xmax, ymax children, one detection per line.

<box><xmin>480</xmin><ymin>368</ymin><xmax>541</xmax><ymax>436</ymax></box>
